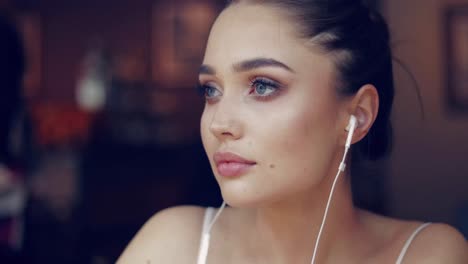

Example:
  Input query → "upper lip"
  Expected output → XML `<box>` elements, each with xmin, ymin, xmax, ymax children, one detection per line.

<box><xmin>213</xmin><ymin>152</ymin><xmax>257</xmax><ymax>165</ymax></box>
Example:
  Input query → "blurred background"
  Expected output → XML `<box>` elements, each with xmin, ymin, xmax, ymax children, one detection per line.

<box><xmin>0</xmin><ymin>0</ymin><xmax>467</xmax><ymax>263</ymax></box>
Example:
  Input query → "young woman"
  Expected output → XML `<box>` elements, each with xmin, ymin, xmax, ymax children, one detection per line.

<box><xmin>118</xmin><ymin>1</ymin><xmax>467</xmax><ymax>263</ymax></box>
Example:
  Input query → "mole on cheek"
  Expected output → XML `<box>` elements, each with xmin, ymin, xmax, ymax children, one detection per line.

<box><xmin>269</xmin><ymin>164</ymin><xmax>275</xmax><ymax>169</ymax></box>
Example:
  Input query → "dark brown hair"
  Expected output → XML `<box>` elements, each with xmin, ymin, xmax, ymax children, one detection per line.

<box><xmin>227</xmin><ymin>0</ymin><xmax>394</xmax><ymax>162</ymax></box>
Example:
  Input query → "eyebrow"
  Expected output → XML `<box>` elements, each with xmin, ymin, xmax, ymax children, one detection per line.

<box><xmin>234</xmin><ymin>58</ymin><xmax>295</xmax><ymax>73</ymax></box>
<box><xmin>199</xmin><ymin>57</ymin><xmax>295</xmax><ymax>76</ymax></box>
<box><xmin>199</xmin><ymin>64</ymin><xmax>216</xmax><ymax>75</ymax></box>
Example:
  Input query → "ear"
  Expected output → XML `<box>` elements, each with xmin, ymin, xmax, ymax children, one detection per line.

<box><xmin>349</xmin><ymin>84</ymin><xmax>379</xmax><ymax>144</ymax></box>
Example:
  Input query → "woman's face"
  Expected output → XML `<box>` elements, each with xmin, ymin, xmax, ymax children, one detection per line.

<box><xmin>199</xmin><ymin>3</ymin><xmax>348</xmax><ymax>207</ymax></box>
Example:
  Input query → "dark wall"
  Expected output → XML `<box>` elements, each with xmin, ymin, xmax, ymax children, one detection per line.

<box><xmin>39</xmin><ymin>0</ymin><xmax>153</xmax><ymax>101</ymax></box>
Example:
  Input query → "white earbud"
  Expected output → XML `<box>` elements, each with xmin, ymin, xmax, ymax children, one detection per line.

<box><xmin>345</xmin><ymin>115</ymin><xmax>358</xmax><ymax>148</ymax></box>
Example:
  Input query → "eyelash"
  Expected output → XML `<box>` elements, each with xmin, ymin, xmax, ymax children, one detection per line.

<box><xmin>197</xmin><ymin>76</ymin><xmax>284</xmax><ymax>103</ymax></box>
<box><xmin>248</xmin><ymin>77</ymin><xmax>283</xmax><ymax>100</ymax></box>
<box><xmin>197</xmin><ymin>83</ymin><xmax>221</xmax><ymax>103</ymax></box>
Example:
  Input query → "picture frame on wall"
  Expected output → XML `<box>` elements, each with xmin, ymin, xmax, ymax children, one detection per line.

<box><xmin>445</xmin><ymin>5</ymin><xmax>468</xmax><ymax>112</ymax></box>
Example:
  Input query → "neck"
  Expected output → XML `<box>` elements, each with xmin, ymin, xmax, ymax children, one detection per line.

<box><xmin>245</xmin><ymin>173</ymin><xmax>362</xmax><ymax>264</ymax></box>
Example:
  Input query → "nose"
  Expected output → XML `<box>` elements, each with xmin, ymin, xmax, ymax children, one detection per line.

<box><xmin>208</xmin><ymin>99</ymin><xmax>243</xmax><ymax>141</ymax></box>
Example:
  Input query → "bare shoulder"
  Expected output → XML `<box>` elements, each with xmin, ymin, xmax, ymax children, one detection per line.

<box><xmin>358</xmin><ymin>210</ymin><xmax>467</xmax><ymax>263</ymax></box>
<box><xmin>401</xmin><ymin>222</ymin><xmax>468</xmax><ymax>263</ymax></box>
<box><xmin>116</xmin><ymin>205</ymin><xmax>207</xmax><ymax>264</ymax></box>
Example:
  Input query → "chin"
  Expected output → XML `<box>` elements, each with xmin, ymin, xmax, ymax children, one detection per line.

<box><xmin>217</xmin><ymin>180</ymin><xmax>279</xmax><ymax>209</ymax></box>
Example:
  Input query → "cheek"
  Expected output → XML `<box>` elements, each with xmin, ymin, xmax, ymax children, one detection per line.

<box><xmin>255</xmin><ymin>97</ymin><xmax>338</xmax><ymax>185</ymax></box>
<box><xmin>200</xmin><ymin>108</ymin><xmax>213</xmax><ymax>152</ymax></box>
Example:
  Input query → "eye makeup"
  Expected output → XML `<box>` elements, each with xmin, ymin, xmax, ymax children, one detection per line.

<box><xmin>248</xmin><ymin>76</ymin><xmax>285</xmax><ymax>101</ymax></box>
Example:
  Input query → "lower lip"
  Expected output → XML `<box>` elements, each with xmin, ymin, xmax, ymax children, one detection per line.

<box><xmin>216</xmin><ymin>162</ymin><xmax>255</xmax><ymax>178</ymax></box>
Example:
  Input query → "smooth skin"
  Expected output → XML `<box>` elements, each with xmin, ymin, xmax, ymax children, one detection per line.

<box><xmin>118</xmin><ymin>3</ymin><xmax>467</xmax><ymax>264</ymax></box>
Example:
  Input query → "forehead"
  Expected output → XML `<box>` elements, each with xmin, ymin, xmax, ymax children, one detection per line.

<box><xmin>203</xmin><ymin>3</ymin><xmax>328</xmax><ymax>71</ymax></box>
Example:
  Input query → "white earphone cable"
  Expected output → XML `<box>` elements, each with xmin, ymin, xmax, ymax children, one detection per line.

<box><xmin>311</xmin><ymin>115</ymin><xmax>356</xmax><ymax>263</ymax></box>
<box><xmin>310</xmin><ymin>145</ymin><xmax>350</xmax><ymax>264</ymax></box>
<box><xmin>208</xmin><ymin>201</ymin><xmax>226</xmax><ymax>233</ymax></box>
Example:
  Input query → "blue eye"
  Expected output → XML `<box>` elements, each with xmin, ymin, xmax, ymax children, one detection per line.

<box><xmin>198</xmin><ymin>83</ymin><xmax>222</xmax><ymax>101</ymax></box>
<box><xmin>250</xmin><ymin>77</ymin><xmax>281</xmax><ymax>97</ymax></box>
<box><xmin>205</xmin><ymin>86</ymin><xmax>217</xmax><ymax>97</ymax></box>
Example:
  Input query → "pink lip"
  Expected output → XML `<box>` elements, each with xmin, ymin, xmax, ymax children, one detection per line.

<box><xmin>213</xmin><ymin>152</ymin><xmax>256</xmax><ymax>178</ymax></box>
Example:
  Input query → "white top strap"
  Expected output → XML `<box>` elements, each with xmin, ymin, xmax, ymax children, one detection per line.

<box><xmin>202</xmin><ymin>207</ymin><xmax>215</xmax><ymax>235</ymax></box>
<box><xmin>395</xmin><ymin>222</ymin><xmax>432</xmax><ymax>264</ymax></box>
<box><xmin>197</xmin><ymin>207</ymin><xmax>215</xmax><ymax>264</ymax></box>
